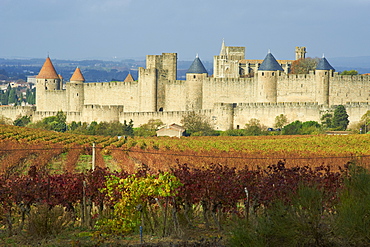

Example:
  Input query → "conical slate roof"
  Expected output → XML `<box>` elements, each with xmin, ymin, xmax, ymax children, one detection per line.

<box><xmin>123</xmin><ymin>73</ymin><xmax>135</xmax><ymax>82</ymax></box>
<box><xmin>187</xmin><ymin>56</ymin><xmax>208</xmax><ymax>74</ymax></box>
<box><xmin>36</xmin><ymin>57</ymin><xmax>59</xmax><ymax>79</ymax></box>
<box><xmin>70</xmin><ymin>67</ymin><xmax>85</xmax><ymax>82</ymax></box>
<box><xmin>316</xmin><ymin>56</ymin><xmax>335</xmax><ymax>71</ymax></box>
<box><xmin>258</xmin><ymin>52</ymin><xmax>284</xmax><ymax>71</ymax></box>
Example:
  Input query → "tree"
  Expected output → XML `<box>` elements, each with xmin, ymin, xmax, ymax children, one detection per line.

<box><xmin>244</xmin><ymin>118</ymin><xmax>266</xmax><ymax>136</ymax></box>
<box><xmin>290</xmin><ymin>57</ymin><xmax>319</xmax><ymax>74</ymax></box>
<box><xmin>134</xmin><ymin>119</ymin><xmax>164</xmax><ymax>137</ymax></box>
<box><xmin>340</xmin><ymin>70</ymin><xmax>358</xmax><ymax>75</ymax></box>
<box><xmin>300</xmin><ymin>121</ymin><xmax>322</xmax><ymax>135</ymax></box>
<box><xmin>13</xmin><ymin>115</ymin><xmax>31</xmax><ymax>127</ymax></box>
<box><xmin>8</xmin><ymin>88</ymin><xmax>17</xmax><ymax>105</ymax></box>
<box><xmin>181</xmin><ymin>112</ymin><xmax>215</xmax><ymax>136</ymax></box>
<box><xmin>332</xmin><ymin>105</ymin><xmax>349</xmax><ymax>131</ymax></box>
<box><xmin>321</xmin><ymin>113</ymin><xmax>333</xmax><ymax>129</ymax></box>
<box><xmin>282</xmin><ymin>120</ymin><xmax>303</xmax><ymax>135</ymax></box>
<box><xmin>274</xmin><ymin>114</ymin><xmax>288</xmax><ymax>130</ymax></box>
<box><xmin>360</xmin><ymin>110</ymin><xmax>370</xmax><ymax>133</ymax></box>
<box><xmin>29</xmin><ymin>110</ymin><xmax>67</xmax><ymax>132</ymax></box>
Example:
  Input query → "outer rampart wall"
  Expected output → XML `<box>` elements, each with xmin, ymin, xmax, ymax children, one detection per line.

<box><xmin>233</xmin><ymin>102</ymin><xmax>324</xmax><ymax>127</ymax></box>
<box><xmin>120</xmin><ymin>109</ymin><xmax>214</xmax><ymax>128</ymax></box>
<box><xmin>0</xmin><ymin>106</ymin><xmax>36</xmax><ymax>121</ymax></box>
<box><xmin>83</xmin><ymin>81</ymin><xmax>139</xmax><ymax>112</ymax></box>
<box><xmin>81</xmin><ymin>105</ymin><xmax>124</xmax><ymax>123</ymax></box>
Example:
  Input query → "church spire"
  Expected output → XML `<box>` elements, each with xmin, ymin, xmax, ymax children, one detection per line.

<box><xmin>220</xmin><ymin>39</ymin><xmax>226</xmax><ymax>56</ymax></box>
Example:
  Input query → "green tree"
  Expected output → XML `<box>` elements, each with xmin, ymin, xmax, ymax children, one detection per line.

<box><xmin>244</xmin><ymin>118</ymin><xmax>266</xmax><ymax>136</ymax></box>
<box><xmin>283</xmin><ymin>120</ymin><xmax>302</xmax><ymax>135</ymax></box>
<box><xmin>8</xmin><ymin>88</ymin><xmax>17</xmax><ymax>104</ymax></box>
<box><xmin>13</xmin><ymin>115</ymin><xmax>31</xmax><ymax>127</ymax></box>
<box><xmin>274</xmin><ymin>114</ymin><xmax>288</xmax><ymax>131</ymax></box>
<box><xmin>360</xmin><ymin>110</ymin><xmax>370</xmax><ymax>133</ymax></box>
<box><xmin>29</xmin><ymin>111</ymin><xmax>67</xmax><ymax>132</ymax></box>
<box><xmin>332</xmin><ymin>105</ymin><xmax>349</xmax><ymax>131</ymax></box>
<box><xmin>340</xmin><ymin>70</ymin><xmax>358</xmax><ymax>75</ymax></box>
<box><xmin>300</xmin><ymin>121</ymin><xmax>322</xmax><ymax>135</ymax></box>
<box><xmin>134</xmin><ymin>119</ymin><xmax>164</xmax><ymax>137</ymax></box>
<box><xmin>321</xmin><ymin>113</ymin><xmax>333</xmax><ymax>129</ymax></box>
<box><xmin>181</xmin><ymin>111</ymin><xmax>215</xmax><ymax>136</ymax></box>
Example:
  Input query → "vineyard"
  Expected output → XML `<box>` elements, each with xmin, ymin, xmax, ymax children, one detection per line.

<box><xmin>1</xmin><ymin>124</ymin><xmax>370</xmax><ymax>246</ymax></box>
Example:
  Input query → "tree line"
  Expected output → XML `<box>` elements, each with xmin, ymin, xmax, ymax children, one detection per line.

<box><xmin>3</xmin><ymin>104</ymin><xmax>360</xmax><ymax>137</ymax></box>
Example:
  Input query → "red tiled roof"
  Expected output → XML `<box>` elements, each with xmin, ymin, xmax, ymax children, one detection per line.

<box><xmin>123</xmin><ymin>73</ymin><xmax>134</xmax><ymax>82</ymax></box>
<box><xmin>70</xmin><ymin>67</ymin><xmax>85</xmax><ymax>82</ymax></box>
<box><xmin>36</xmin><ymin>57</ymin><xmax>59</xmax><ymax>79</ymax></box>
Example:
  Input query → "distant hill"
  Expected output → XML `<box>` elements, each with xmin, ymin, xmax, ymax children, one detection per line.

<box><xmin>329</xmin><ymin>56</ymin><xmax>370</xmax><ymax>74</ymax></box>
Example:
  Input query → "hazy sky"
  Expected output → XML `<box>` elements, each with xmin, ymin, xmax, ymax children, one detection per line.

<box><xmin>1</xmin><ymin>0</ymin><xmax>369</xmax><ymax>61</ymax></box>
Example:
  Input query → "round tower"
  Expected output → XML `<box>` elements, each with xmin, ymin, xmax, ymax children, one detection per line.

<box><xmin>186</xmin><ymin>55</ymin><xmax>208</xmax><ymax>111</ymax></box>
<box><xmin>256</xmin><ymin>52</ymin><xmax>283</xmax><ymax>103</ymax></box>
<box><xmin>315</xmin><ymin>55</ymin><xmax>335</xmax><ymax>105</ymax></box>
<box><xmin>67</xmin><ymin>67</ymin><xmax>85</xmax><ymax>112</ymax></box>
<box><xmin>35</xmin><ymin>57</ymin><xmax>62</xmax><ymax>111</ymax></box>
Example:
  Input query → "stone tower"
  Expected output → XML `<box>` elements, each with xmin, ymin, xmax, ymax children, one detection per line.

<box><xmin>315</xmin><ymin>55</ymin><xmax>335</xmax><ymax>105</ymax></box>
<box><xmin>35</xmin><ymin>57</ymin><xmax>62</xmax><ymax>111</ymax></box>
<box><xmin>257</xmin><ymin>52</ymin><xmax>284</xmax><ymax>103</ymax></box>
<box><xmin>295</xmin><ymin>47</ymin><xmax>307</xmax><ymax>60</ymax></box>
<box><xmin>185</xmin><ymin>55</ymin><xmax>208</xmax><ymax>111</ymax></box>
<box><xmin>138</xmin><ymin>53</ymin><xmax>177</xmax><ymax>112</ymax></box>
<box><xmin>67</xmin><ymin>67</ymin><xmax>85</xmax><ymax>112</ymax></box>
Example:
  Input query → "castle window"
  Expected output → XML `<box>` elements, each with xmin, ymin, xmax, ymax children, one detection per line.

<box><xmin>193</xmin><ymin>75</ymin><xmax>196</xmax><ymax>79</ymax></box>
<box><xmin>236</xmin><ymin>125</ymin><xmax>240</xmax><ymax>129</ymax></box>
<box><xmin>77</xmin><ymin>93</ymin><xmax>79</xmax><ymax>96</ymax></box>
<box><xmin>262</xmin><ymin>72</ymin><xmax>264</xmax><ymax>76</ymax></box>
<box><xmin>159</xmin><ymin>107</ymin><xmax>163</xmax><ymax>112</ymax></box>
<box><xmin>272</xmin><ymin>72</ymin><xmax>275</xmax><ymax>76</ymax></box>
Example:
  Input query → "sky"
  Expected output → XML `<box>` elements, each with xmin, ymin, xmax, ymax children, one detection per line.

<box><xmin>1</xmin><ymin>0</ymin><xmax>369</xmax><ymax>62</ymax></box>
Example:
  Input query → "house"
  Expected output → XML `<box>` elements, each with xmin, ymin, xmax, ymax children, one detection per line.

<box><xmin>156</xmin><ymin>123</ymin><xmax>185</xmax><ymax>138</ymax></box>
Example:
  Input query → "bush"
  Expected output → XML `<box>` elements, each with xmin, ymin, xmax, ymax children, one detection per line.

<box><xmin>27</xmin><ymin>204</ymin><xmax>72</xmax><ymax>238</ymax></box>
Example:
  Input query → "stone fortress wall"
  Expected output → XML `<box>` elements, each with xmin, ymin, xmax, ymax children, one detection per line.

<box><xmin>1</xmin><ymin>41</ymin><xmax>370</xmax><ymax>131</ymax></box>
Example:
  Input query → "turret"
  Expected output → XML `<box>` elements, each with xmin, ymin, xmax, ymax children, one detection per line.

<box><xmin>257</xmin><ymin>51</ymin><xmax>283</xmax><ymax>103</ymax></box>
<box><xmin>315</xmin><ymin>55</ymin><xmax>335</xmax><ymax>105</ymax></box>
<box><xmin>35</xmin><ymin>57</ymin><xmax>62</xmax><ymax>111</ymax></box>
<box><xmin>186</xmin><ymin>55</ymin><xmax>207</xmax><ymax>111</ymax></box>
<box><xmin>295</xmin><ymin>47</ymin><xmax>307</xmax><ymax>60</ymax></box>
<box><xmin>67</xmin><ymin>67</ymin><xmax>85</xmax><ymax>112</ymax></box>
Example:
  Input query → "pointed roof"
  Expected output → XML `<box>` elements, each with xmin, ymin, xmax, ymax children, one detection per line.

<box><xmin>36</xmin><ymin>57</ymin><xmax>59</xmax><ymax>79</ymax></box>
<box><xmin>187</xmin><ymin>55</ymin><xmax>208</xmax><ymax>74</ymax></box>
<box><xmin>70</xmin><ymin>67</ymin><xmax>85</xmax><ymax>82</ymax></box>
<box><xmin>316</xmin><ymin>56</ymin><xmax>335</xmax><ymax>71</ymax></box>
<box><xmin>123</xmin><ymin>73</ymin><xmax>135</xmax><ymax>82</ymax></box>
<box><xmin>258</xmin><ymin>52</ymin><xmax>284</xmax><ymax>71</ymax></box>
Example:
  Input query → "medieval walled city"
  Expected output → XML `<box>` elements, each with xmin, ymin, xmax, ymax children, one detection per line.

<box><xmin>1</xmin><ymin>41</ymin><xmax>370</xmax><ymax>131</ymax></box>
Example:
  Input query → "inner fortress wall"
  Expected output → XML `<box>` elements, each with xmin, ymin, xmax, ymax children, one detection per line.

<box><xmin>202</xmin><ymin>77</ymin><xmax>255</xmax><ymax>109</ymax></box>
<box><xmin>40</xmin><ymin>90</ymin><xmax>67</xmax><ymax>112</ymax></box>
<box><xmin>277</xmin><ymin>73</ymin><xmax>317</xmax><ymax>103</ymax></box>
<box><xmin>329</xmin><ymin>75</ymin><xmax>370</xmax><ymax>105</ymax></box>
<box><xmin>165</xmin><ymin>80</ymin><xmax>186</xmax><ymax>111</ymax></box>
<box><xmin>83</xmin><ymin>81</ymin><xmax>139</xmax><ymax>112</ymax></box>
